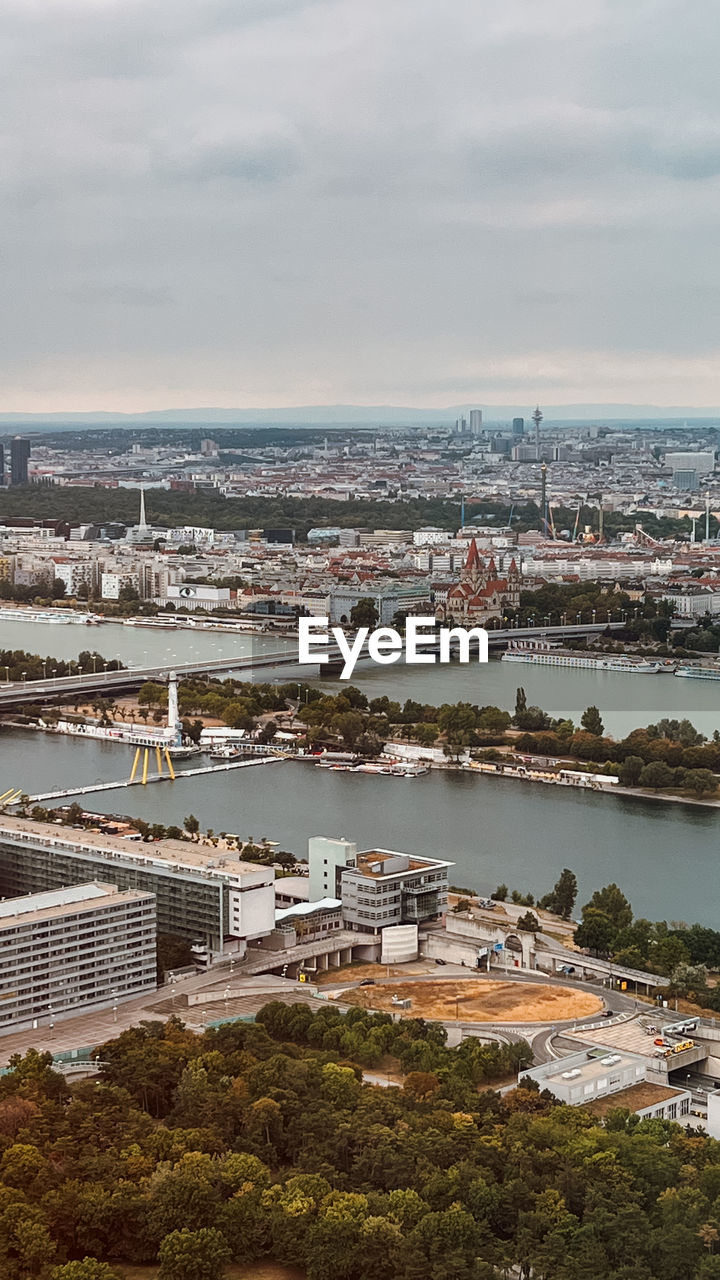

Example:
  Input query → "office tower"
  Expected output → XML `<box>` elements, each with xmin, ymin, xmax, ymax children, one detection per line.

<box><xmin>469</xmin><ymin>409</ymin><xmax>483</xmax><ymax>436</ymax></box>
<box><xmin>512</xmin><ymin>417</ymin><xmax>525</xmax><ymax>437</ymax></box>
<box><xmin>454</xmin><ymin>416</ymin><xmax>467</xmax><ymax>435</ymax></box>
<box><xmin>10</xmin><ymin>437</ymin><xmax>30</xmax><ymax>485</ymax></box>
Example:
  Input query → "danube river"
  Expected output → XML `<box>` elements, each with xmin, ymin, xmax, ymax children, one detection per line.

<box><xmin>1</xmin><ymin>613</ymin><xmax>719</xmax><ymax>926</ymax></box>
<box><xmin>1</xmin><ymin>614</ymin><xmax>720</xmax><ymax>737</ymax></box>
<box><xmin>2</xmin><ymin>727</ymin><xmax>717</xmax><ymax>927</ymax></box>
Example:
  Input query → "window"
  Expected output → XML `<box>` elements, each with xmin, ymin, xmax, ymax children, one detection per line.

<box><xmin>668</xmin><ymin>1103</ymin><xmax>677</xmax><ymax>1119</ymax></box>
<box><xmin>681</xmin><ymin>1098</ymin><xmax>690</xmax><ymax>1115</ymax></box>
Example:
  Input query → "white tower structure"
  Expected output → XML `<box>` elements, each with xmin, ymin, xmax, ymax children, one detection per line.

<box><xmin>138</xmin><ymin>486</ymin><xmax>148</xmax><ymax>534</ymax></box>
<box><xmin>167</xmin><ymin>672</ymin><xmax>179</xmax><ymax>739</ymax></box>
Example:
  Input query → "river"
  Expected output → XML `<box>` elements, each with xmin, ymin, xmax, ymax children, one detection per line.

<box><xmin>2</xmin><ymin>727</ymin><xmax>717</xmax><ymax>927</ymax></box>
<box><xmin>1</xmin><ymin>614</ymin><xmax>719</xmax><ymax>738</ymax></box>
<box><xmin>1</xmin><ymin>614</ymin><xmax>718</xmax><ymax>926</ymax></box>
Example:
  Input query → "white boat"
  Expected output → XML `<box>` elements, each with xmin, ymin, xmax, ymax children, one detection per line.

<box><xmin>501</xmin><ymin>642</ymin><xmax>660</xmax><ymax>674</ymax></box>
<box><xmin>674</xmin><ymin>665</ymin><xmax>720</xmax><ymax>681</ymax></box>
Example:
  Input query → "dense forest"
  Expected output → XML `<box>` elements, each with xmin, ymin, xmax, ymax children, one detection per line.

<box><xmin>0</xmin><ymin>482</ymin><xmax>706</xmax><ymax>541</ymax></box>
<box><xmin>2</xmin><ymin>1005</ymin><xmax>720</xmax><ymax>1279</ymax></box>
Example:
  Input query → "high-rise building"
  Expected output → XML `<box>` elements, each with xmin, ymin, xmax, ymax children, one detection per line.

<box><xmin>0</xmin><ymin>882</ymin><xmax>157</xmax><ymax>1034</ymax></box>
<box><xmin>10</xmin><ymin>437</ymin><xmax>30</xmax><ymax>485</ymax></box>
<box><xmin>469</xmin><ymin>409</ymin><xmax>483</xmax><ymax>435</ymax></box>
<box><xmin>512</xmin><ymin>417</ymin><xmax>525</xmax><ymax>437</ymax></box>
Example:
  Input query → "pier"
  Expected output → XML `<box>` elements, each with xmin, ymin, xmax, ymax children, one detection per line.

<box><xmin>26</xmin><ymin>753</ymin><xmax>284</xmax><ymax>803</ymax></box>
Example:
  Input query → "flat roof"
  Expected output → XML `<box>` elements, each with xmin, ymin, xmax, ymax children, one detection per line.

<box><xmin>0</xmin><ymin>882</ymin><xmax>154</xmax><ymax>927</ymax></box>
<box><xmin>546</xmin><ymin>1049</ymin><xmax>640</xmax><ymax>1086</ymax></box>
<box><xmin>584</xmin><ymin>1081</ymin><xmax>687</xmax><ymax>1118</ymax></box>
<box><xmin>0</xmin><ymin>816</ymin><xmax>273</xmax><ymax>885</ymax></box>
<box><xmin>355</xmin><ymin>848</ymin><xmax>452</xmax><ymax>878</ymax></box>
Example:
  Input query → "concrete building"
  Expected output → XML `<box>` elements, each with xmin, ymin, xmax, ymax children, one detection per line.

<box><xmin>0</xmin><ymin>817</ymin><xmax>275</xmax><ymax>959</ymax></box>
<box><xmin>522</xmin><ymin>1046</ymin><xmax>692</xmax><ymax>1124</ymax></box>
<box><xmin>308</xmin><ymin>837</ymin><xmax>450</xmax><ymax>935</ymax></box>
<box><xmin>308</xmin><ymin>836</ymin><xmax>358</xmax><ymax>901</ymax></box>
<box><xmin>340</xmin><ymin>849</ymin><xmax>450</xmax><ymax>933</ymax></box>
<box><xmin>0</xmin><ymin>882</ymin><xmax>156</xmax><ymax>1034</ymax></box>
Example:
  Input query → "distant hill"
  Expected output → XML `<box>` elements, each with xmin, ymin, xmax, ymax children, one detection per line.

<box><xmin>0</xmin><ymin>403</ymin><xmax>719</xmax><ymax>428</ymax></box>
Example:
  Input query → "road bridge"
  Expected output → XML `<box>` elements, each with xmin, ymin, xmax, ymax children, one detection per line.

<box><xmin>0</xmin><ymin>621</ymin><xmax>623</xmax><ymax>706</ymax></box>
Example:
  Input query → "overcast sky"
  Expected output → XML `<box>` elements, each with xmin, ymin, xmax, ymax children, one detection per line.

<box><xmin>2</xmin><ymin>0</ymin><xmax>719</xmax><ymax>412</ymax></box>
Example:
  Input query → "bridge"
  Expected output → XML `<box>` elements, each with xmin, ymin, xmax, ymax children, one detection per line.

<box><xmin>0</xmin><ymin>621</ymin><xmax>623</xmax><ymax>705</ymax></box>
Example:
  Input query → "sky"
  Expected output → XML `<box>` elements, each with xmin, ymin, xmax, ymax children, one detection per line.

<box><xmin>2</xmin><ymin>0</ymin><xmax>720</xmax><ymax>413</ymax></box>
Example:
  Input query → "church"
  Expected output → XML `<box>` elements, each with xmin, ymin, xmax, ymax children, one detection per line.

<box><xmin>435</xmin><ymin>538</ymin><xmax>521</xmax><ymax>626</ymax></box>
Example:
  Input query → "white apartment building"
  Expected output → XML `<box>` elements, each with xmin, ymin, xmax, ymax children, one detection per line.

<box><xmin>0</xmin><ymin>882</ymin><xmax>157</xmax><ymax>1034</ymax></box>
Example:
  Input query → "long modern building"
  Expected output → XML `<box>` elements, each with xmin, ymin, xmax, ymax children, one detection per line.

<box><xmin>0</xmin><ymin>817</ymin><xmax>275</xmax><ymax>958</ymax></box>
<box><xmin>0</xmin><ymin>882</ymin><xmax>156</xmax><ymax>1034</ymax></box>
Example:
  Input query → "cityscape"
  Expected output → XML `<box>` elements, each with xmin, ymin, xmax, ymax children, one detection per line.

<box><xmin>3</xmin><ymin>0</ymin><xmax>720</xmax><ymax>1278</ymax></box>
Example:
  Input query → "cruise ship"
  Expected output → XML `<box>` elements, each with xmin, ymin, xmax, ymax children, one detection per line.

<box><xmin>674</xmin><ymin>665</ymin><xmax>720</xmax><ymax>681</ymax></box>
<box><xmin>501</xmin><ymin>640</ymin><xmax>661</xmax><ymax>674</ymax></box>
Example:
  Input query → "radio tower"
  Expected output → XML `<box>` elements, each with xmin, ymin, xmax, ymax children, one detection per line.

<box><xmin>532</xmin><ymin>405</ymin><xmax>543</xmax><ymax>458</ymax></box>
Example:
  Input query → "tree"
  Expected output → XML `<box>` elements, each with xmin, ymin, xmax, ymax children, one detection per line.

<box><xmin>575</xmin><ymin>908</ymin><xmax>617</xmax><ymax>956</ymax></box>
<box><xmin>619</xmin><ymin>755</ymin><xmax>645</xmax><ymax>786</ymax></box>
<box><xmin>684</xmin><ymin>769</ymin><xmax>718</xmax><ymax>798</ymax></box>
<box><xmin>349</xmin><ymin>598</ymin><xmax>379</xmax><ymax>629</ymax></box>
<box><xmin>581</xmin><ymin>705</ymin><xmax>604</xmax><ymax>736</ymax></box>
<box><xmin>584</xmin><ymin>883</ymin><xmax>633</xmax><ymax>929</ymax></box>
<box><xmin>491</xmin><ymin>884</ymin><xmax>508</xmax><ymax>901</ymax></box>
<box><xmin>51</xmin><ymin>1262</ymin><xmax>122</xmax><ymax>1280</ymax></box>
<box><xmin>183</xmin><ymin>814</ymin><xmax>200</xmax><ymax>840</ymax></box>
<box><xmin>639</xmin><ymin>761</ymin><xmax>675</xmax><ymax>790</ymax></box>
<box><xmin>515</xmin><ymin>686</ymin><xmax>527</xmax><ymax>716</ymax></box>
<box><xmin>517</xmin><ymin>910</ymin><xmax>540</xmax><ymax>933</ymax></box>
<box><xmin>542</xmin><ymin>868</ymin><xmax>578</xmax><ymax>920</ymax></box>
<box><xmin>157</xmin><ymin>1228</ymin><xmax>230</xmax><ymax>1280</ymax></box>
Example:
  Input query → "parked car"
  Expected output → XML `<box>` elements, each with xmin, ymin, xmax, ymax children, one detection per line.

<box><xmin>559</xmin><ymin>965</ymin><xmax>576</xmax><ymax>975</ymax></box>
<box><xmin>359</xmin><ymin>978</ymin><xmax>376</xmax><ymax>986</ymax></box>
<box><xmin>435</xmin><ymin>957</ymin><xmax>447</xmax><ymax>966</ymax></box>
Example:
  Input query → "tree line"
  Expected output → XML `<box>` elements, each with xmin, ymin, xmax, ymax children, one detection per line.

<box><xmin>3</xmin><ymin>1005</ymin><xmax>720</xmax><ymax>1279</ymax></box>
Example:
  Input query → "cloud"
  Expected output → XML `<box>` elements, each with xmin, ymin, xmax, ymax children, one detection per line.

<box><xmin>0</xmin><ymin>0</ymin><xmax>719</xmax><ymax>409</ymax></box>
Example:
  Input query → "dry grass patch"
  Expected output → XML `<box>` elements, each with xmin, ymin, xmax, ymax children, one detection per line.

<box><xmin>339</xmin><ymin>979</ymin><xmax>603</xmax><ymax>1024</ymax></box>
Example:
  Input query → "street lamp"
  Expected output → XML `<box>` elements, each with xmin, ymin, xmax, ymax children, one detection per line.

<box><xmin>21</xmin><ymin>671</ymin><xmax>26</xmax><ymax>683</ymax></box>
<box><xmin>4</xmin><ymin>667</ymin><xmax>8</xmax><ymax>684</ymax></box>
<box><xmin>112</xmin><ymin>989</ymin><xmax>118</xmax><ymax>1023</ymax></box>
<box><xmin>224</xmin><ymin>985</ymin><xmax>230</xmax><ymax>1016</ymax></box>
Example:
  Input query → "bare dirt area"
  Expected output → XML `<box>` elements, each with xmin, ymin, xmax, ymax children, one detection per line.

<box><xmin>337</xmin><ymin>979</ymin><xmax>603</xmax><ymax>1023</ymax></box>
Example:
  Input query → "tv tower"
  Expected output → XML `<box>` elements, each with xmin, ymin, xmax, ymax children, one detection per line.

<box><xmin>532</xmin><ymin>405</ymin><xmax>543</xmax><ymax>458</ymax></box>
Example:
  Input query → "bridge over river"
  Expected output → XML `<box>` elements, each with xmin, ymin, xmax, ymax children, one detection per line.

<box><xmin>0</xmin><ymin>621</ymin><xmax>623</xmax><ymax>706</ymax></box>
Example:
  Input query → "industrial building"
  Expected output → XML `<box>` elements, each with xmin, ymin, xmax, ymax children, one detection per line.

<box><xmin>0</xmin><ymin>882</ymin><xmax>156</xmax><ymax>1034</ymax></box>
<box><xmin>0</xmin><ymin>817</ymin><xmax>275</xmax><ymax>958</ymax></box>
